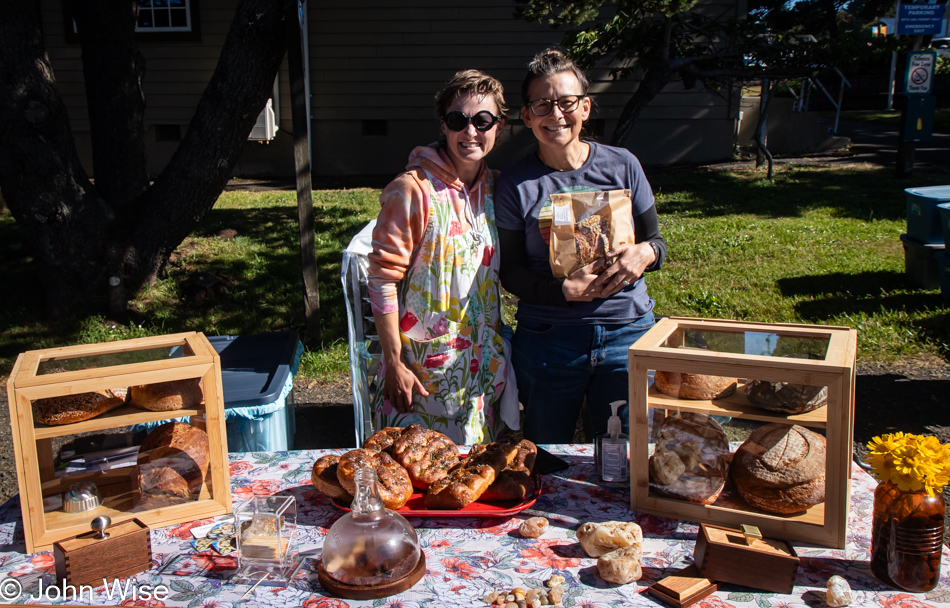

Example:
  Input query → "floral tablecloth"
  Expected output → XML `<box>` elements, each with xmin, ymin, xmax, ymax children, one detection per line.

<box><xmin>0</xmin><ymin>445</ymin><xmax>947</xmax><ymax>607</ymax></box>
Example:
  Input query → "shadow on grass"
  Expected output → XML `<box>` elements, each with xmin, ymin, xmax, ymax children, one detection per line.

<box><xmin>776</xmin><ymin>270</ymin><xmax>950</xmax><ymax>359</ymax></box>
<box><xmin>652</xmin><ymin>166</ymin><xmax>950</xmax><ymax>221</ymax></box>
<box><xmin>0</xmin><ymin>199</ymin><xmax>375</xmax><ymax>374</ymax></box>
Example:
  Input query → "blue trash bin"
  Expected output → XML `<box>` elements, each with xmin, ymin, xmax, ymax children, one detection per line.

<box><xmin>129</xmin><ymin>331</ymin><xmax>303</xmax><ymax>452</ymax></box>
<box><xmin>210</xmin><ymin>331</ymin><xmax>303</xmax><ymax>453</ymax></box>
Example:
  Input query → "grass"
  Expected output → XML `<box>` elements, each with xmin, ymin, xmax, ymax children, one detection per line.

<box><xmin>1</xmin><ymin>162</ymin><xmax>949</xmax><ymax>382</ymax></box>
<box><xmin>830</xmin><ymin>109</ymin><xmax>950</xmax><ymax>134</ymax></box>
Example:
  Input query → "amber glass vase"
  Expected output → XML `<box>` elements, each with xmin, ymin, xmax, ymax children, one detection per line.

<box><xmin>870</xmin><ymin>480</ymin><xmax>945</xmax><ymax>592</ymax></box>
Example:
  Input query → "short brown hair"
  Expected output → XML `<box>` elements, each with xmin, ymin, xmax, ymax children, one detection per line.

<box><xmin>521</xmin><ymin>48</ymin><xmax>590</xmax><ymax>104</ymax></box>
<box><xmin>435</xmin><ymin>69</ymin><xmax>508</xmax><ymax>118</ymax></box>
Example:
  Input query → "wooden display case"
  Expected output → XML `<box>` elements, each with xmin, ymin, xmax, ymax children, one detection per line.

<box><xmin>628</xmin><ymin>317</ymin><xmax>857</xmax><ymax>548</ymax></box>
<box><xmin>7</xmin><ymin>332</ymin><xmax>232</xmax><ymax>553</ymax></box>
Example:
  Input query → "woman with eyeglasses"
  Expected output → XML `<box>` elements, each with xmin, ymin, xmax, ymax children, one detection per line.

<box><xmin>366</xmin><ymin>69</ymin><xmax>513</xmax><ymax>444</ymax></box>
<box><xmin>494</xmin><ymin>49</ymin><xmax>666</xmax><ymax>443</ymax></box>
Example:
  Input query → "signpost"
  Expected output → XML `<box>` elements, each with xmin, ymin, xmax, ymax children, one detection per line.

<box><xmin>896</xmin><ymin>0</ymin><xmax>945</xmax><ymax>36</ymax></box>
<box><xmin>897</xmin><ymin>50</ymin><xmax>938</xmax><ymax>176</ymax></box>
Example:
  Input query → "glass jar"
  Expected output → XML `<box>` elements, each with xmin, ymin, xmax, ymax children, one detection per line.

<box><xmin>321</xmin><ymin>466</ymin><xmax>421</xmax><ymax>588</ymax></box>
<box><xmin>870</xmin><ymin>480</ymin><xmax>945</xmax><ymax>592</ymax></box>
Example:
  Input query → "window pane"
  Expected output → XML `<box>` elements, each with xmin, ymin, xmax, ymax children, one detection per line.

<box><xmin>153</xmin><ymin>9</ymin><xmax>170</xmax><ymax>28</ymax></box>
<box><xmin>170</xmin><ymin>8</ymin><xmax>187</xmax><ymax>27</ymax></box>
<box><xmin>153</xmin><ymin>0</ymin><xmax>168</xmax><ymax>7</ymax></box>
<box><xmin>137</xmin><ymin>9</ymin><xmax>153</xmax><ymax>28</ymax></box>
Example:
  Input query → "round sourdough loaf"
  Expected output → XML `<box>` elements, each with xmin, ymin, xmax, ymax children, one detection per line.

<box><xmin>654</xmin><ymin>370</ymin><xmax>737</xmax><ymax>400</ymax></box>
<box><xmin>731</xmin><ymin>423</ymin><xmax>826</xmax><ymax>514</ymax></box>
<box><xmin>130</xmin><ymin>378</ymin><xmax>203</xmax><ymax>411</ymax></box>
<box><xmin>139</xmin><ymin>465</ymin><xmax>191</xmax><ymax>509</ymax></box>
<box><xmin>139</xmin><ymin>421</ymin><xmax>210</xmax><ymax>494</ymax></box>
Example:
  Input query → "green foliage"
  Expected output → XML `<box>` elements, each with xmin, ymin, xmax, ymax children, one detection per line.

<box><xmin>0</xmin><ymin>188</ymin><xmax>380</xmax><ymax>382</ymax></box>
<box><xmin>648</xmin><ymin>163</ymin><xmax>950</xmax><ymax>361</ymax></box>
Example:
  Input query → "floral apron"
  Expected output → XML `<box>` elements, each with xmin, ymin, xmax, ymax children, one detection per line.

<box><xmin>374</xmin><ymin>168</ymin><xmax>507</xmax><ymax>444</ymax></box>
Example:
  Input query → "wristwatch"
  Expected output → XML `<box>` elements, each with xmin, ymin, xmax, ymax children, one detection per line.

<box><xmin>648</xmin><ymin>241</ymin><xmax>661</xmax><ymax>268</ymax></box>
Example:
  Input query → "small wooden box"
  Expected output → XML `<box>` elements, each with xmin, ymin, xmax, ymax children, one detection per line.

<box><xmin>54</xmin><ymin>518</ymin><xmax>152</xmax><ymax>588</ymax></box>
<box><xmin>7</xmin><ymin>332</ymin><xmax>232</xmax><ymax>553</ymax></box>
<box><xmin>629</xmin><ymin>317</ymin><xmax>856</xmax><ymax>548</ymax></box>
<box><xmin>648</xmin><ymin>564</ymin><xmax>718</xmax><ymax>608</ymax></box>
<box><xmin>693</xmin><ymin>523</ymin><xmax>800</xmax><ymax>594</ymax></box>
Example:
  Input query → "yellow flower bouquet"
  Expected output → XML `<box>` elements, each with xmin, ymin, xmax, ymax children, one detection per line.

<box><xmin>866</xmin><ymin>432</ymin><xmax>950</xmax><ymax>497</ymax></box>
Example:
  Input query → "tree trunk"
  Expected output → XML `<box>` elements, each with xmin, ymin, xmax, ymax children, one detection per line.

<box><xmin>610</xmin><ymin>60</ymin><xmax>674</xmax><ymax>148</ymax></box>
<box><xmin>0</xmin><ymin>0</ymin><xmax>289</xmax><ymax>316</ymax></box>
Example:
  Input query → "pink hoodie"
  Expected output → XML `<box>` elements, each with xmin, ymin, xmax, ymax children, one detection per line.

<box><xmin>367</xmin><ymin>143</ymin><xmax>493</xmax><ymax>315</ymax></box>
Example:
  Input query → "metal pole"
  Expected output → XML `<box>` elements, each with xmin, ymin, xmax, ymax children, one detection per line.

<box><xmin>887</xmin><ymin>51</ymin><xmax>897</xmax><ymax>111</ymax></box>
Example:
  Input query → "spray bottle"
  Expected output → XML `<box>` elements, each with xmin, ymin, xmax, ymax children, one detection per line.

<box><xmin>595</xmin><ymin>400</ymin><xmax>629</xmax><ymax>485</ymax></box>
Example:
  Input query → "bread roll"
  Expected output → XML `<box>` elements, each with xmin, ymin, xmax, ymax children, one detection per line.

<box><xmin>131</xmin><ymin>379</ymin><xmax>203</xmax><ymax>412</ymax></box>
<box><xmin>311</xmin><ymin>454</ymin><xmax>352</xmax><ymax>503</ymax></box>
<box><xmin>33</xmin><ymin>390</ymin><xmax>126</xmax><ymax>426</ymax></box>
<box><xmin>731</xmin><ymin>423</ymin><xmax>826</xmax><ymax>514</ymax></box>
<box><xmin>576</xmin><ymin>521</ymin><xmax>643</xmax><ymax>557</ymax></box>
<box><xmin>139</xmin><ymin>421</ymin><xmax>210</xmax><ymax>494</ymax></box>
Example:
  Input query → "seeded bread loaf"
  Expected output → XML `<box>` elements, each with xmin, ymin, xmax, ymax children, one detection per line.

<box><xmin>33</xmin><ymin>390</ymin><xmax>127</xmax><ymax>426</ymax></box>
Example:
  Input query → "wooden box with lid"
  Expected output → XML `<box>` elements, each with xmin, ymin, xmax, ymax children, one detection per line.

<box><xmin>7</xmin><ymin>332</ymin><xmax>232</xmax><ymax>553</ymax></box>
<box><xmin>628</xmin><ymin>317</ymin><xmax>857</xmax><ymax>549</ymax></box>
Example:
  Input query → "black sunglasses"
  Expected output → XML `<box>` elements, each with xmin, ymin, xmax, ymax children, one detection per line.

<box><xmin>441</xmin><ymin>110</ymin><xmax>502</xmax><ymax>132</ymax></box>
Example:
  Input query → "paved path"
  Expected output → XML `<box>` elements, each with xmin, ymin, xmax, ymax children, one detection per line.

<box><xmin>824</xmin><ymin>118</ymin><xmax>950</xmax><ymax>170</ymax></box>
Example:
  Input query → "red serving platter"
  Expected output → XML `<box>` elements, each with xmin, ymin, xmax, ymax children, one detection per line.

<box><xmin>332</xmin><ymin>472</ymin><xmax>542</xmax><ymax>517</ymax></box>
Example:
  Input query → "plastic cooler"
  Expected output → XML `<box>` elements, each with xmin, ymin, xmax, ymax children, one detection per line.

<box><xmin>938</xmin><ymin>202</ymin><xmax>950</xmax><ymax>248</ymax></box>
<box><xmin>905</xmin><ymin>186</ymin><xmax>950</xmax><ymax>244</ymax></box>
<box><xmin>209</xmin><ymin>331</ymin><xmax>303</xmax><ymax>453</ymax></box>
<box><xmin>900</xmin><ymin>233</ymin><xmax>945</xmax><ymax>290</ymax></box>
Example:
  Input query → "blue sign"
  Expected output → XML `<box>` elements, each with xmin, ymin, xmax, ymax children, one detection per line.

<box><xmin>896</xmin><ymin>1</ymin><xmax>946</xmax><ymax>36</ymax></box>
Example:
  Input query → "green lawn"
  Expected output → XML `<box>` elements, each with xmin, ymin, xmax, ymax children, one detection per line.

<box><xmin>831</xmin><ymin>109</ymin><xmax>950</xmax><ymax>135</ymax></box>
<box><xmin>2</xmin><ymin>162</ymin><xmax>949</xmax><ymax>381</ymax></box>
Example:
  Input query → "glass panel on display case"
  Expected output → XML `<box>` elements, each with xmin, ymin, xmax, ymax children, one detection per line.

<box><xmin>659</xmin><ymin>328</ymin><xmax>830</xmax><ymax>359</ymax></box>
<box><xmin>37</xmin><ymin>342</ymin><xmax>195</xmax><ymax>375</ymax></box>
<box><xmin>647</xmin><ymin>411</ymin><xmax>828</xmax><ymax>525</ymax></box>
<box><xmin>39</xmin><ymin>419</ymin><xmax>215</xmax><ymax>532</ymax></box>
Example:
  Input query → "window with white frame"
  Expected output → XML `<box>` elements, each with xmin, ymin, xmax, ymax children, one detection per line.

<box><xmin>64</xmin><ymin>0</ymin><xmax>200</xmax><ymax>42</ymax></box>
<box><xmin>136</xmin><ymin>0</ymin><xmax>193</xmax><ymax>33</ymax></box>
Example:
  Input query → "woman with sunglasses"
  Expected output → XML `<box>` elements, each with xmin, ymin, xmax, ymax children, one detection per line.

<box><xmin>495</xmin><ymin>49</ymin><xmax>667</xmax><ymax>443</ymax></box>
<box><xmin>366</xmin><ymin>69</ymin><xmax>512</xmax><ymax>444</ymax></box>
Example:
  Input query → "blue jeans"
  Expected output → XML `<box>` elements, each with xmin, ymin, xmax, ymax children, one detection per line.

<box><xmin>512</xmin><ymin>312</ymin><xmax>656</xmax><ymax>444</ymax></box>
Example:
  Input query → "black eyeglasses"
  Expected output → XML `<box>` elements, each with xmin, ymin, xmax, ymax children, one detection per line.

<box><xmin>527</xmin><ymin>95</ymin><xmax>587</xmax><ymax>117</ymax></box>
<box><xmin>441</xmin><ymin>110</ymin><xmax>502</xmax><ymax>132</ymax></box>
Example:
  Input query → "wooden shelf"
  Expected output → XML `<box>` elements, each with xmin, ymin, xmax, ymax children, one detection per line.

<box><xmin>648</xmin><ymin>382</ymin><xmax>828</xmax><ymax>428</ymax></box>
<box><xmin>44</xmin><ymin>486</ymin><xmax>216</xmax><ymax>531</ymax></box>
<box><xmin>33</xmin><ymin>404</ymin><xmax>205</xmax><ymax>440</ymax></box>
<box><xmin>648</xmin><ymin>492</ymin><xmax>826</xmax><ymax>527</ymax></box>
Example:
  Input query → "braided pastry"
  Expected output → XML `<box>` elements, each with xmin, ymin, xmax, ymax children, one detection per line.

<box><xmin>481</xmin><ymin>439</ymin><xmax>538</xmax><ymax>502</ymax></box>
<box><xmin>336</xmin><ymin>449</ymin><xmax>413</xmax><ymax>510</ymax></box>
<box><xmin>311</xmin><ymin>454</ymin><xmax>353</xmax><ymax>502</ymax></box>
<box><xmin>425</xmin><ymin>440</ymin><xmax>520</xmax><ymax>509</ymax></box>
<box><xmin>362</xmin><ymin>426</ymin><xmax>406</xmax><ymax>455</ymax></box>
<box><xmin>392</xmin><ymin>424</ymin><xmax>461</xmax><ymax>489</ymax></box>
